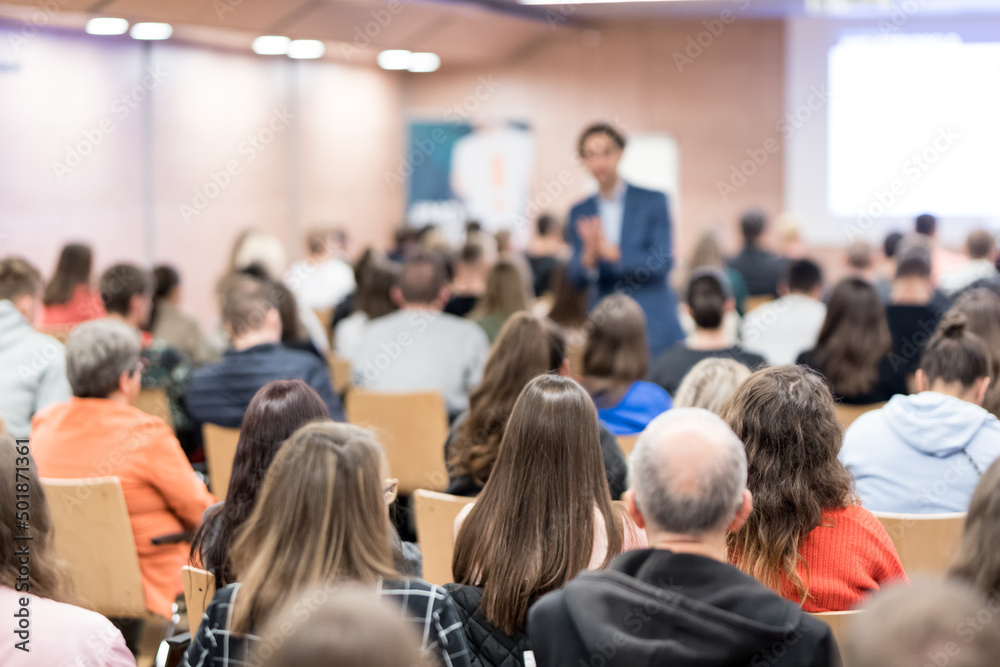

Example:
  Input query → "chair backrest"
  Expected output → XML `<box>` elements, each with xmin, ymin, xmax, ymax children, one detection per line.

<box><xmin>413</xmin><ymin>490</ymin><xmax>474</xmax><ymax>587</ymax></box>
<box><xmin>203</xmin><ymin>424</ymin><xmax>241</xmax><ymax>501</ymax></box>
<box><xmin>313</xmin><ymin>308</ymin><xmax>334</xmax><ymax>342</ymax></box>
<box><xmin>133</xmin><ymin>387</ymin><xmax>174</xmax><ymax>430</ymax></box>
<box><xmin>327</xmin><ymin>354</ymin><xmax>353</xmax><ymax>395</ymax></box>
<box><xmin>566</xmin><ymin>341</ymin><xmax>585</xmax><ymax>379</ymax></box>
<box><xmin>345</xmin><ymin>390</ymin><xmax>449</xmax><ymax>495</ymax></box>
<box><xmin>40</xmin><ymin>477</ymin><xmax>146</xmax><ymax>618</ymax></box>
<box><xmin>744</xmin><ymin>295</ymin><xmax>774</xmax><ymax>314</ymax></box>
<box><xmin>834</xmin><ymin>402</ymin><xmax>885</xmax><ymax>430</ymax></box>
<box><xmin>871</xmin><ymin>511</ymin><xmax>967</xmax><ymax>576</ymax></box>
<box><xmin>182</xmin><ymin>566</ymin><xmax>217</xmax><ymax>635</ymax></box>
<box><xmin>617</xmin><ymin>435</ymin><xmax>639</xmax><ymax>458</ymax></box>
<box><xmin>810</xmin><ymin>610</ymin><xmax>861</xmax><ymax>663</ymax></box>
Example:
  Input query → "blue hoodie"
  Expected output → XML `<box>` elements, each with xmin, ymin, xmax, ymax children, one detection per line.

<box><xmin>841</xmin><ymin>392</ymin><xmax>1000</xmax><ymax>513</ymax></box>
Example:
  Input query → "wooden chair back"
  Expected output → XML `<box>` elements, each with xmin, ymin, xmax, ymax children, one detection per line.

<box><xmin>617</xmin><ymin>435</ymin><xmax>639</xmax><ymax>458</ymax></box>
<box><xmin>313</xmin><ymin>308</ymin><xmax>333</xmax><ymax>343</ymax></box>
<box><xmin>872</xmin><ymin>511</ymin><xmax>967</xmax><ymax>576</ymax></box>
<box><xmin>134</xmin><ymin>387</ymin><xmax>174</xmax><ymax>430</ymax></box>
<box><xmin>345</xmin><ymin>390</ymin><xmax>449</xmax><ymax>495</ymax></box>
<box><xmin>744</xmin><ymin>295</ymin><xmax>774</xmax><ymax>314</ymax></box>
<box><xmin>413</xmin><ymin>490</ymin><xmax>474</xmax><ymax>587</ymax></box>
<box><xmin>327</xmin><ymin>354</ymin><xmax>353</xmax><ymax>395</ymax></box>
<box><xmin>41</xmin><ymin>477</ymin><xmax>146</xmax><ymax>618</ymax></box>
<box><xmin>202</xmin><ymin>424</ymin><xmax>241</xmax><ymax>501</ymax></box>
<box><xmin>834</xmin><ymin>402</ymin><xmax>885</xmax><ymax>430</ymax></box>
<box><xmin>810</xmin><ymin>610</ymin><xmax>862</xmax><ymax>664</ymax></box>
<box><xmin>181</xmin><ymin>566</ymin><xmax>217</xmax><ymax>635</ymax></box>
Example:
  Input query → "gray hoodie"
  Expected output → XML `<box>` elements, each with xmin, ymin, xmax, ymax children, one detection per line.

<box><xmin>0</xmin><ymin>300</ymin><xmax>72</xmax><ymax>438</ymax></box>
<box><xmin>841</xmin><ymin>391</ymin><xmax>1000</xmax><ymax>513</ymax></box>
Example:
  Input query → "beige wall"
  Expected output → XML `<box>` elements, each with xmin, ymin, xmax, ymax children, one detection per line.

<box><xmin>404</xmin><ymin>19</ymin><xmax>786</xmax><ymax>261</ymax></box>
<box><xmin>0</xmin><ymin>24</ymin><xmax>404</xmax><ymax>329</ymax></box>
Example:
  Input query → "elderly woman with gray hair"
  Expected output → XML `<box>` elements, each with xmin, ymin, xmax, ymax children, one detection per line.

<box><xmin>30</xmin><ymin>319</ymin><xmax>216</xmax><ymax>621</ymax></box>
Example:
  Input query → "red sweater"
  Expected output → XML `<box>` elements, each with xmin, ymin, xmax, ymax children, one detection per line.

<box><xmin>787</xmin><ymin>505</ymin><xmax>907</xmax><ymax>612</ymax></box>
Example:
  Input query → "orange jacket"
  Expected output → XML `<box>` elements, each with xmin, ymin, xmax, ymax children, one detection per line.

<box><xmin>31</xmin><ymin>397</ymin><xmax>217</xmax><ymax>617</ymax></box>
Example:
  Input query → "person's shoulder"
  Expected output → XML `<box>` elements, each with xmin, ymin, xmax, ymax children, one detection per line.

<box><xmin>381</xmin><ymin>577</ymin><xmax>452</xmax><ymax>609</ymax></box>
<box><xmin>626</xmin><ymin>183</ymin><xmax>666</xmax><ymax>200</ymax></box>
<box><xmin>631</xmin><ymin>380</ymin><xmax>672</xmax><ymax>405</ymax></box>
<box><xmin>733</xmin><ymin>348</ymin><xmax>767</xmax><ymax>369</ymax></box>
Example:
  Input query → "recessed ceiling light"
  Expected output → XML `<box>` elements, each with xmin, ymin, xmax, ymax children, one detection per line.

<box><xmin>378</xmin><ymin>49</ymin><xmax>411</xmax><ymax>70</ymax></box>
<box><xmin>408</xmin><ymin>52</ymin><xmax>440</xmax><ymax>72</ymax></box>
<box><xmin>130</xmin><ymin>22</ymin><xmax>173</xmax><ymax>40</ymax></box>
<box><xmin>288</xmin><ymin>39</ymin><xmax>325</xmax><ymax>59</ymax></box>
<box><xmin>86</xmin><ymin>18</ymin><xmax>129</xmax><ymax>35</ymax></box>
<box><xmin>252</xmin><ymin>35</ymin><xmax>291</xmax><ymax>55</ymax></box>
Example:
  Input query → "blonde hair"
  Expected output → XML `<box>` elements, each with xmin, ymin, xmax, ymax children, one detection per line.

<box><xmin>230</xmin><ymin>421</ymin><xmax>397</xmax><ymax>633</ymax></box>
<box><xmin>673</xmin><ymin>358</ymin><xmax>751</xmax><ymax>414</ymax></box>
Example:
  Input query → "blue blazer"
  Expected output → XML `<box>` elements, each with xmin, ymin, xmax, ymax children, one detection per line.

<box><xmin>567</xmin><ymin>183</ymin><xmax>684</xmax><ymax>356</ymax></box>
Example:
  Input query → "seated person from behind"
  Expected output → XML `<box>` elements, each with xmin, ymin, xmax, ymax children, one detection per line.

<box><xmin>30</xmin><ymin>319</ymin><xmax>217</xmax><ymax>619</ymax></box>
<box><xmin>525</xmin><ymin>213</ymin><xmax>570</xmax><ymax>297</ymax></box>
<box><xmin>580</xmin><ymin>294</ymin><xmax>672</xmax><ymax>435</ymax></box>
<box><xmin>841</xmin><ymin>313</ymin><xmax>1000</xmax><ymax>513</ymax></box>
<box><xmin>445</xmin><ymin>242</ymin><xmax>490</xmax><ymax>318</ymax></box>
<box><xmin>528</xmin><ymin>408</ymin><xmax>838</xmax><ymax>667</ymax></box>
<box><xmin>797</xmin><ymin>278</ymin><xmax>906</xmax><ymax>404</ymax></box>
<box><xmin>939</xmin><ymin>229</ymin><xmax>998</xmax><ymax>296</ymax></box>
<box><xmin>949</xmin><ymin>457</ymin><xmax>1000</xmax><ymax>600</ymax></box>
<box><xmin>353</xmin><ymin>253</ymin><xmax>490</xmax><ymax>418</ymax></box>
<box><xmin>0</xmin><ymin>257</ymin><xmax>71</xmax><ymax>438</ymax></box>
<box><xmin>649</xmin><ymin>268</ymin><xmax>765</xmax><ymax>397</ymax></box>
<box><xmin>741</xmin><ymin>258</ymin><xmax>826</xmax><ymax>366</ymax></box>
<box><xmin>186</xmin><ymin>274</ymin><xmax>343</xmax><ymax>428</ymax></box>
<box><xmin>726</xmin><ymin>208</ymin><xmax>788</xmax><ymax>297</ymax></box>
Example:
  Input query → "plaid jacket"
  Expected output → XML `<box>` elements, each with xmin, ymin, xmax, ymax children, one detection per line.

<box><xmin>183</xmin><ymin>579</ymin><xmax>471</xmax><ymax>667</ymax></box>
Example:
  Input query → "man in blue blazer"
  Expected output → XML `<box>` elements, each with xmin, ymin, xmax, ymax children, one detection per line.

<box><xmin>567</xmin><ymin>124</ymin><xmax>684</xmax><ymax>356</ymax></box>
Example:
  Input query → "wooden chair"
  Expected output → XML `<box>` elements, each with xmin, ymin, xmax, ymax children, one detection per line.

<box><xmin>810</xmin><ymin>610</ymin><xmax>861</xmax><ymax>663</ymax></box>
<box><xmin>41</xmin><ymin>477</ymin><xmax>147</xmax><ymax>619</ymax></box>
<box><xmin>871</xmin><ymin>511</ymin><xmax>967</xmax><ymax>576</ymax></box>
<box><xmin>133</xmin><ymin>387</ymin><xmax>174</xmax><ymax>430</ymax></box>
<box><xmin>413</xmin><ymin>490</ymin><xmax>474</xmax><ymax>587</ymax></box>
<box><xmin>345</xmin><ymin>390</ymin><xmax>449</xmax><ymax>495</ymax></box>
<box><xmin>744</xmin><ymin>295</ymin><xmax>774</xmax><ymax>314</ymax></box>
<box><xmin>566</xmin><ymin>341</ymin><xmax>585</xmax><ymax>379</ymax></box>
<box><xmin>313</xmin><ymin>308</ymin><xmax>334</xmax><ymax>343</ymax></box>
<box><xmin>327</xmin><ymin>354</ymin><xmax>353</xmax><ymax>395</ymax></box>
<box><xmin>181</xmin><ymin>566</ymin><xmax>216</xmax><ymax>635</ymax></box>
<box><xmin>202</xmin><ymin>424</ymin><xmax>241</xmax><ymax>501</ymax></box>
<box><xmin>617</xmin><ymin>435</ymin><xmax>639</xmax><ymax>458</ymax></box>
<box><xmin>834</xmin><ymin>402</ymin><xmax>885</xmax><ymax>430</ymax></box>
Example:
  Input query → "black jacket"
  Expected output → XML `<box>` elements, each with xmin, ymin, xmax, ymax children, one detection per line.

<box><xmin>527</xmin><ymin>549</ymin><xmax>839</xmax><ymax>667</ymax></box>
<box><xmin>446</xmin><ymin>584</ymin><xmax>533</xmax><ymax>667</ymax></box>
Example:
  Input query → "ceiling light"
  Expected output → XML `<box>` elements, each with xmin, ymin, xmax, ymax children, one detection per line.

<box><xmin>130</xmin><ymin>22</ymin><xmax>173</xmax><ymax>40</ymax></box>
<box><xmin>408</xmin><ymin>52</ymin><xmax>440</xmax><ymax>72</ymax></box>
<box><xmin>86</xmin><ymin>18</ymin><xmax>129</xmax><ymax>35</ymax></box>
<box><xmin>378</xmin><ymin>49</ymin><xmax>411</xmax><ymax>70</ymax></box>
<box><xmin>252</xmin><ymin>35</ymin><xmax>290</xmax><ymax>55</ymax></box>
<box><xmin>288</xmin><ymin>39</ymin><xmax>325</xmax><ymax>59</ymax></box>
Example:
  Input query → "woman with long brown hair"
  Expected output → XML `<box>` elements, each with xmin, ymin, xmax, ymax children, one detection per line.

<box><xmin>37</xmin><ymin>242</ymin><xmax>106</xmax><ymax>330</ymax></box>
<box><xmin>949</xmin><ymin>458</ymin><xmax>1000</xmax><ymax>600</ymax></box>
<box><xmin>796</xmin><ymin>277</ymin><xmax>904</xmax><ymax>404</ymax></box>
<box><xmin>444</xmin><ymin>312</ymin><xmax>627</xmax><ymax>498</ymax></box>
<box><xmin>0</xmin><ymin>431</ymin><xmax>133</xmax><ymax>665</ymax></box>
<box><xmin>471</xmin><ymin>260</ymin><xmax>529</xmax><ymax>343</ymax></box>
<box><xmin>950</xmin><ymin>288</ymin><xmax>1000</xmax><ymax>418</ymax></box>
<box><xmin>719</xmin><ymin>365</ymin><xmax>906</xmax><ymax>612</ymax></box>
<box><xmin>183</xmin><ymin>421</ymin><xmax>470</xmax><ymax>667</ymax></box>
<box><xmin>581</xmin><ymin>294</ymin><xmax>672</xmax><ymax>435</ymax></box>
<box><xmin>448</xmin><ymin>374</ymin><xmax>643</xmax><ymax>665</ymax></box>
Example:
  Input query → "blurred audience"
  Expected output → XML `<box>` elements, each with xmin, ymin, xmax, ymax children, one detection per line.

<box><xmin>842</xmin><ymin>313</ymin><xmax>1000</xmax><ymax>513</ymax></box>
<box><xmin>886</xmin><ymin>243</ymin><xmax>950</xmax><ymax>383</ymax></box>
<box><xmin>538</xmin><ymin>261</ymin><xmax>588</xmax><ymax>348</ymax></box>
<box><xmin>949</xmin><ymin>458</ymin><xmax>1000</xmax><ymax>600</ymax></box>
<box><xmin>150</xmin><ymin>264</ymin><xmax>207</xmax><ymax>365</ymax></box>
<box><xmin>286</xmin><ymin>227</ymin><xmax>355</xmax><ymax>310</ymax></box>
<box><xmin>940</xmin><ymin>229</ymin><xmax>998</xmax><ymax>295</ymax></box>
<box><xmin>727</xmin><ymin>209</ymin><xmax>787</xmax><ymax>297</ymax></box>
<box><xmin>683</xmin><ymin>229</ymin><xmax>745</xmax><ymax>329</ymax></box>
<box><xmin>37</xmin><ymin>243</ymin><xmax>105</xmax><ymax>331</ymax></box>
<box><xmin>0</xmin><ymin>258</ymin><xmax>71</xmax><ymax>438</ymax></box>
<box><xmin>31</xmin><ymin>319</ymin><xmax>216</xmax><ymax>619</ymax></box>
<box><xmin>449</xmin><ymin>375</ymin><xmax>643</xmax><ymax>663</ymax></box>
<box><xmin>529</xmin><ymin>409</ymin><xmax>837</xmax><ymax>666</ymax></box>
<box><xmin>471</xmin><ymin>260</ymin><xmax>528</xmax><ymax>343</ymax></box>
<box><xmin>524</xmin><ymin>213</ymin><xmax>569</xmax><ymax>297</ymax></box>
<box><xmin>721</xmin><ymin>365</ymin><xmax>906</xmax><ymax>611</ymax></box>
<box><xmin>672</xmin><ymin>357</ymin><xmax>751</xmax><ymax>414</ymax></box>
<box><xmin>444</xmin><ymin>243</ymin><xmax>489</xmax><ymax>318</ymax></box>
<box><xmin>649</xmin><ymin>269</ymin><xmax>765</xmax><ymax>396</ymax></box>
<box><xmin>915</xmin><ymin>213</ymin><xmax>966</xmax><ymax>284</ymax></box>
<box><xmin>333</xmin><ymin>259</ymin><xmax>399</xmax><ymax>363</ymax></box>
<box><xmin>581</xmin><ymin>295</ymin><xmax>672</xmax><ymax>435</ymax></box>
<box><xmin>353</xmin><ymin>253</ymin><xmax>489</xmax><ymax>418</ymax></box>
<box><xmin>951</xmin><ymin>288</ymin><xmax>1000</xmax><ymax>418</ymax></box>
<box><xmin>742</xmin><ymin>258</ymin><xmax>826</xmax><ymax>365</ymax></box>
<box><xmin>186</xmin><ymin>274</ymin><xmax>343</xmax><ymax>428</ymax></box>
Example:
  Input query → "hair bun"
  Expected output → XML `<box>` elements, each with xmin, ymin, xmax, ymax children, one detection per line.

<box><xmin>939</xmin><ymin>312</ymin><xmax>968</xmax><ymax>339</ymax></box>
